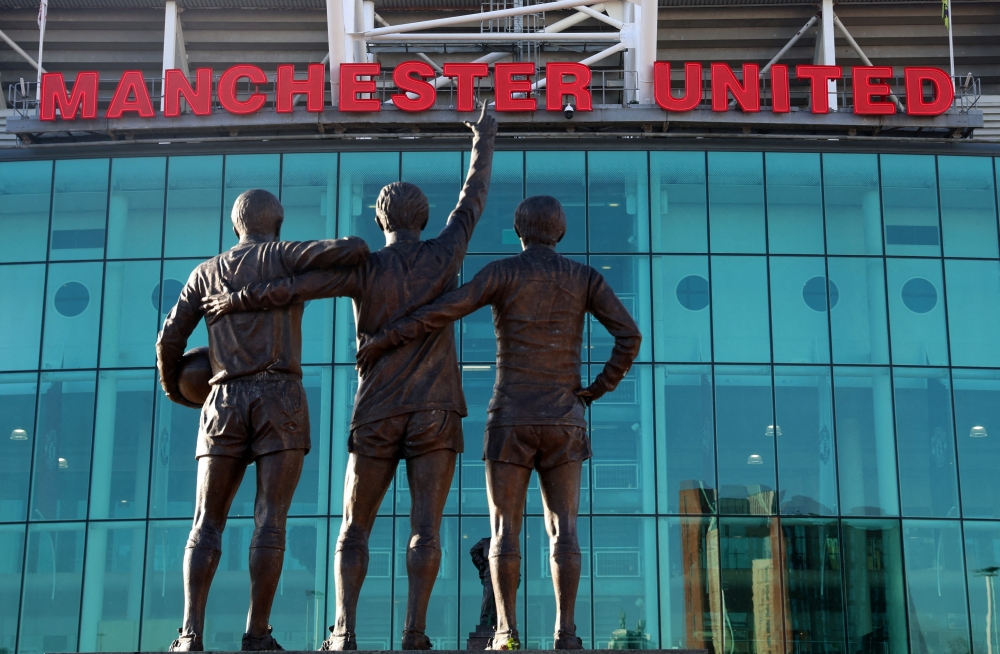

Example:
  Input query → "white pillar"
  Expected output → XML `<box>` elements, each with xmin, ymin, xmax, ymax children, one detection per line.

<box><xmin>636</xmin><ymin>0</ymin><xmax>658</xmax><ymax>105</ymax></box>
<box><xmin>326</xmin><ymin>0</ymin><xmax>349</xmax><ymax>107</ymax></box>
<box><xmin>161</xmin><ymin>1</ymin><xmax>188</xmax><ymax>111</ymax></box>
<box><xmin>819</xmin><ymin>0</ymin><xmax>837</xmax><ymax>111</ymax></box>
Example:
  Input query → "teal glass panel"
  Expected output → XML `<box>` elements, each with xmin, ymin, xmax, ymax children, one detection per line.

<box><xmin>29</xmin><ymin>371</ymin><xmax>96</xmax><ymax>521</ymax></box>
<box><xmin>0</xmin><ymin>373</ymin><xmax>37</xmax><ymax>522</ymax></box>
<box><xmin>525</xmin><ymin>515</ymin><xmax>592</xmax><ymax>648</ymax></box>
<box><xmin>657</xmin><ymin>517</ymin><xmax>719</xmax><ymax>651</ymax></box>
<box><xmin>89</xmin><ymin>370</ymin><xmax>154</xmax><ymax>520</ymax></box>
<box><xmin>100</xmin><ymin>259</ymin><xmax>161</xmax><ymax>368</ymax></box>
<box><xmin>281</xmin><ymin>152</ymin><xmax>338</xmax><ymax>241</ymax></box>
<box><xmin>589</xmin><ymin>255</ymin><xmax>651</xmax><ymax>363</ymax></box>
<box><xmin>650</xmin><ymin>151</ymin><xmax>707</xmax><ymax>253</ymax></box>
<box><xmin>42</xmin><ymin>261</ymin><xmax>103</xmax><ymax>370</ymax></box>
<box><xmin>395</xmin><ymin>457</ymin><xmax>459</xmax><ymax>517</ymax></box>
<box><xmin>461</xmin><ymin>366</ymin><xmax>496</xmax><ymax>516</ymax></box>
<box><xmin>149</xmin><ymin>385</ymin><xmax>200</xmax><ymax>518</ymax></box>
<box><xmin>962</xmin><ymin>521</ymin><xmax>1000</xmax><ymax>654</ymax></box>
<box><xmin>79</xmin><ymin>522</ymin><xmax>146</xmax><ymax>651</ymax></box>
<box><xmin>302</xmin><ymin>298</ymin><xmax>334</xmax><ymax>364</ymax></box>
<box><xmin>769</xmin><ymin>257</ymin><xmax>831</xmax><ymax>364</ymax></box>
<box><xmin>461</xmin><ymin>255</ymin><xmax>501</xmax><ymax>363</ymax></box>
<box><xmin>327</xmin><ymin>517</ymin><xmax>393</xmax><ymax>649</ymax></box>
<box><xmin>526</xmin><ymin>151</ymin><xmax>586</xmax><ymax>253</ymax></box>
<box><xmin>159</xmin><ymin>259</ymin><xmax>208</xmax><ymax>350</ymax></box>
<box><xmin>774</xmin><ymin>366</ymin><xmax>838</xmax><ymax>516</ymax></box>
<box><xmin>338</xmin><ymin>152</ymin><xmax>399</xmax><ymax>251</ymax></box>
<box><xmin>164</xmin><ymin>155</ymin><xmax>223</xmax><ymax>258</ymax></box>
<box><xmin>49</xmin><ymin>158</ymin><xmax>109</xmax><ymax>261</ymax></box>
<box><xmin>459</xmin><ymin>516</ymin><xmax>493</xmax><ymax>640</ymax></box>
<box><xmin>881</xmin><ymin>154</ymin><xmax>941</xmax><ymax>257</ymax></box>
<box><xmin>711</xmin><ymin>256</ymin><xmax>770</xmax><ymax>363</ymax></box>
<box><xmin>591</xmin><ymin>365</ymin><xmax>654</xmax><ymax>514</ymax></box>
<box><xmin>269</xmin><ymin>518</ymin><xmax>329</xmax><ymax>649</ymax></box>
<box><xmin>834</xmin><ymin>367</ymin><xmax>899</xmax><ymax>517</ymax></box>
<box><xmin>780</xmin><ymin>518</ymin><xmax>846</xmax><ymax>653</ymax></box>
<box><xmin>886</xmin><ymin>258</ymin><xmax>948</xmax><ymax>366</ymax></box>
<box><xmin>952</xmin><ymin>369</ymin><xmax>1000</xmax><ymax>519</ymax></box>
<box><xmin>0</xmin><ymin>264</ymin><xmax>45</xmax><ymax>371</ymax></box>
<box><xmin>292</xmin><ymin>366</ymin><xmax>332</xmax><ymax>516</ymax></box>
<box><xmin>841</xmin><ymin>519</ymin><xmax>907</xmax><ymax>654</ymax></box>
<box><xmin>765</xmin><ymin>152</ymin><xmax>824</xmax><ymax>254</ymax></box>
<box><xmin>591</xmin><ymin>516</ymin><xmax>660</xmax><ymax>648</ymax></box>
<box><xmin>139</xmin><ymin>520</ymin><xmax>188</xmax><ymax>650</ymax></box>
<box><xmin>221</xmin><ymin>154</ymin><xmax>281</xmax><ymax>250</ymax></box>
<box><xmin>0</xmin><ymin>524</ymin><xmax>25</xmax><ymax>651</ymax></box>
<box><xmin>392</xmin><ymin>516</ymin><xmax>459</xmax><ymax>648</ymax></box>
<box><xmin>334</xmin><ymin>296</ymin><xmax>356</xmax><ymax>364</ymax></box>
<box><xmin>200</xmin><ymin>517</ymin><xmax>253</xmax><ymax>650</ymax></box>
<box><xmin>939</xmin><ymin>155</ymin><xmax>998</xmax><ymax>258</ymax></box>
<box><xmin>715</xmin><ymin>366</ymin><xmax>776</xmax><ymax>514</ymax></box>
<box><xmin>402</xmin><ymin>151</ymin><xmax>462</xmax><ymax>239</ymax></box>
<box><xmin>0</xmin><ymin>160</ymin><xmax>51</xmax><ymax>263</ymax></box>
<box><xmin>717</xmin><ymin>517</ymin><xmax>784</xmax><ymax>652</ymax></box>
<box><xmin>107</xmin><ymin>157</ymin><xmax>165</xmax><ymax>259</ymax></box>
<box><xmin>654</xmin><ymin>365</ymin><xmax>715</xmax><ymax>515</ymax></box>
<box><xmin>651</xmin><ymin>256</ymin><xmax>710</xmax><ymax>363</ymax></box>
<box><xmin>823</xmin><ymin>153</ymin><xmax>882</xmax><ymax>255</ymax></box>
<box><xmin>827</xmin><ymin>257</ymin><xmax>889</xmax><ymax>364</ymax></box>
<box><xmin>466</xmin><ymin>150</ymin><xmax>522</xmax><ymax>254</ymax></box>
<box><xmin>588</xmin><ymin>151</ymin><xmax>649</xmax><ymax>253</ymax></box>
<box><xmin>893</xmin><ymin>368</ymin><xmax>960</xmax><ymax>518</ymax></box>
<box><xmin>946</xmin><ymin>259</ymin><xmax>1000</xmax><ymax>368</ymax></box>
<box><xmin>708</xmin><ymin>151</ymin><xmax>765</xmax><ymax>253</ymax></box>
<box><xmin>19</xmin><ymin>522</ymin><xmax>86</xmax><ymax>653</ymax></box>
<box><xmin>902</xmin><ymin>520</ymin><xmax>971</xmax><ymax>653</ymax></box>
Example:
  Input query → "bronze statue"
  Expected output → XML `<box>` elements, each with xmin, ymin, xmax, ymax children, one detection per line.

<box><xmin>202</xmin><ymin>106</ymin><xmax>497</xmax><ymax>650</ymax></box>
<box><xmin>155</xmin><ymin>189</ymin><xmax>370</xmax><ymax>652</ymax></box>
<box><xmin>355</xmin><ymin>196</ymin><xmax>642</xmax><ymax>651</ymax></box>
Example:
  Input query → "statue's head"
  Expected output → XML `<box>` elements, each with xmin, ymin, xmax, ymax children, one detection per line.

<box><xmin>514</xmin><ymin>195</ymin><xmax>566</xmax><ymax>246</ymax></box>
<box><xmin>375</xmin><ymin>182</ymin><xmax>429</xmax><ymax>234</ymax></box>
<box><xmin>231</xmin><ymin>189</ymin><xmax>284</xmax><ymax>241</ymax></box>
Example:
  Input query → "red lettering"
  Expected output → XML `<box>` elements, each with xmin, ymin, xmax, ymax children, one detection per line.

<box><xmin>392</xmin><ymin>61</ymin><xmax>436</xmax><ymax>112</ymax></box>
<box><xmin>164</xmin><ymin>68</ymin><xmax>212</xmax><ymax>117</ymax></box>
<box><xmin>495</xmin><ymin>62</ymin><xmax>536</xmax><ymax>112</ymax></box>
<box><xmin>545</xmin><ymin>62</ymin><xmax>591</xmax><ymax>111</ymax></box>
<box><xmin>711</xmin><ymin>63</ymin><xmax>760</xmax><ymax>112</ymax></box>
<box><xmin>340</xmin><ymin>63</ymin><xmax>381</xmax><ymax>112</ymax></box>
<box><xmin>770</xmin><ymin>65</ymin><xmax>790</xmax><ymax>113</ymax></box>
<box><xmin>795</xmin><ymin>65</ymin><xmax>842</xmax><ymax>114</ymax></box>
<box><xmin>217</xmin><ymin>65</ymin><xmax>267</xmax><ymax>115</ymax></box>
<box><xmin>39</xmin><ymin>71</ymin><xmax>98</xmax><ymax>121</ymax></box>
<box><xmin>852</xmin><ymin>66</ymin><xmax>896</xmax><ymax>115</ymax></box>
<box><xmin>442</xmin><ymin>63</ymin><xmax>488</xmax><ymax>112</ymax></box>
<box><xmin>653</xmin><ymin>62</ymin><xmax>702</xmax><ymax>112</ymax></box>
<box><xmin>276</xmin><ymin>64</ymin><xmax>325</xmax><ymax>113</ymax></box>
<box><xmin>106</xmin><ymin>70</ymin><xmax>155</xmax><ymax>119</ymax></box>
<box><xmin>905</xmin><ymin>67</ymin><xmax>954</xmax><ymax>116</ymax></box>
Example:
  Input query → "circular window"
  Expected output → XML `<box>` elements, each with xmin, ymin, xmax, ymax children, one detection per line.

<box><xmin>802</xmin><ymin>277</ymin><xmax>839</xmax><ymax>312</ymax></box>
<box><xmin>676</xmin><ymin>275</ymin><xmax>709</xmax><ymax>311</ymax></box>
<box><xmin>902</xmin><ymin>278</ymin><xmax>937</xmax><ymax>313</ymax></box>
<box><xmin>54</xmin><ymin>282</ymin><xmax>90</xmax><ymax>317</ymax></box>
<box><xmin>152</xmin><ymin>279</ymin><xmax>184</xmax><ymax>313</ymax></box>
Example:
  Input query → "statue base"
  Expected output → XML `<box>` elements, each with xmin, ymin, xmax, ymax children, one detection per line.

<box><xmin>466</xmin><ymin>623</ymin><xmax>496</xmax><ymax>650</ymax></box>
<box><xmin>50</xmin><ymin>649</ymin><xmax>708</xmax><ymax>654</ymax></box>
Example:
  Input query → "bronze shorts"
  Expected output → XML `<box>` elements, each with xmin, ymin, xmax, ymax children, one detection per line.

<box><xmin>484</xmin><ymin>424</ymin><xmax>591</xmax><ymax>471</ymax></box>
<box><xmin>349</xmin><ymin>410</ymin><xmax>464</xmax><ymax>460</ymax></box>
<box><xmin>198</xmin><ymin>377</ymin><xmax>310</xmax><ymax>460</ymax></box>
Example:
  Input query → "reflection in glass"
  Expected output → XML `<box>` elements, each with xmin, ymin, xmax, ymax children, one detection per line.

<box><xmin>718</xmin><ymin>517</ymin><xmax>785</xmax><ymax>653</ymax></box>
<box><xmin>80</xmin><ymin>522</ymin><xmax>146</xmax><ymax>651</ymax></box>
<box><xmin>952</xmin><ymin>369</ymin><xmax>1000</xmax><ymax>519</ymax></box>
<box><xmin>886</xmin><ymin>259</ymin><xmax>948</xmax><ymax>366</ymax></box>
<box><xmin>403</xmin><ymin>151</ymin><xmax>463</xmax><ymax>239</ymax></box>
<box><xmin>946</xmin><ymin>259</ymin><xmax>1000</xmax><ymax>368</ymax></box>
<box><xmin>963</xmin><ymin>521</ymin><xmax>1000</xmax><ymax>654</ymax></box>
<box><xmin>881</xmin><ymin>154</ymin><xmax>941</xmax><ymax>257</ymax></box>
<box><xmin>650</xmin><ymin>151</ymin><xmax>707</xmax><ymax>253</ymax></box>
<box><xmin>589</xmin><ymin>255</ymin><xmax>651</xmax><ymax>363</ymax></box>
<box><xmin>902</xmin><ymin>520</ymin><xmax>970</xmax><ymax>654</ymax></box>
<box><xmin>769</xmin><ymin>257</ymin><xmax>830</xmax><ymax>364</ymax></box>
<box><xmin>461</xmin><ymin>255</ymin><xmax>502</xmax><ymax>362</ymax></box>
<box><xmin>467</xmin><ymin>151</ymin><xmax>522</xmax><ymax>253</ymax></box>
<box><xmin>525</xmin><ymin>516</ymin><xmax>592</xmax><ymax>648</ymax></box>
<box><xmin>293</xmin><ymin>367</ymin><xmax>332</xmax><ymax>516</ymax></box>
<box><xmin>0</xmin><ymin>264</ymin><xmax>45</xmax><ymax>371</ymax></box>
<box><xmin>588</xmin><ymin>152</ymin><xmax>649</xmax><ymax>253</ymax></box>
<box><xmin>164</xmin><ymin>156</ymin><xmax>223</xmax><ymax>258</ymax></box>
<box><xmin>652</xmin><ymin>257</ymin><xmax>710</xmax><ymax>362</ymax></box>
<box><xmin>42</xmin><ymin>262</ymin><xmax>104</xmax><ymax>370</ymax></box>
<box><xmin>657</xmin><ymin>517</ymin><xmax>719</xmax><ymax>651</ymax></box>
<box><xmin>842</xmin><ymin>519</ymin><xmax>907</xmax><ymax>654</ymax></box>
<box><xmin>766</xmin><ymin>152</ymin><xmax>824</xmax><ymax>254</ymax></box>
<box><xmin>0</xmin><ymin>373</ymin><xmax>37</xmax><ymax>522</ymax></box>
<box><xmin>149</xmin><ymin>382</ymin><xmax>201</xmax><ymax>518</ymax></box>
<box><xmin>107</xmin><ymin>157</ymin><xmax>166</xmax><ymax>259</ymax></box>
<box><xmin>50</xmin><ymin>159</ymin><xmax>109</xmax><ymax>261</ymax></box>
<box><xmin>270</xmin><ymin>519</ymin><xmax>328</xmax><ymax>649</ymax></box>
<box><xmin>827</xmin><ymin>257</ymin><xmax>889</xmax><ymax>364</ymax></box>
<box><xmin>393</xmin><ymin>516</ymin><xmax>459</xmax><ymax>649</ymax></box>
<box><xmin>780</xmin><ymin>518</ymin><xmax>846</xmax><ymax>652</ymax></box>
<box><xmin>328</xmin><ymin>517</ymin><xmax>394</xmax><ymax>649</ymax></box>
<box><xmin>462</xmin><ymin>366</ymin><xmax>497</xmax><ymax>515</ymax></box>
<box><xmin>654</xmin><ymin>366</ymin><xmax>715</xmax><ymax>515</ymax></box>
<box><xmin>592</xmin><ymin>516</ymin><xmax>659</xmax><ymax>648</ymax></box>
<box><xmin>939</xmin><ymin>155</ymin><xmax>999</xmax><ymax>258</ymax></box>
<box><xmin>715</xmin><ymin>366</ymin><xmax>775</xmax><ymax>514</ymax></box>
<box><xmin>221</xmin><ymin>154</ymin><xmax>281</xmax><ymax>250</ymax></box>
<box><xmin>526</xmin><ymin>151</ymin><xmax>586</xmax><ymax>253</ymax></box>
<box><xmin>708</xmin><ymin>152</ymin><xmax>765</xmax><ymax>253</ymax></box>
<box><xmin>823</xmin><ymin>153</ymin><xmax>881</xmax><ymax>255</ymax></box>
<box><xmin>338</xmin><ymin>152</ymin><xmax>399</xmax><ymax>251</ymax></box>
<box><xmin>281</xmin><ymin>153</ymin><xmax>338</xmax><ymax>241</ymax></box>
<box><xmin>711</xmin><ymin>256</ymin><xmax>770</xmax><ymax>363</ymax></box>
<box><xmin>0</xmin><ymin>524</ymin><xmax>25</xmax><ymax>651</ymax></box>
<box><xmin>20</xmin><ymin>523</ymin><xmax>86</xmax><ymax>653</ymax></box>
<box><xmin>101</xmin><ymin>260</ymin><xmax>161</xmax><ymax>368</ymax></box>
<box><xmin>0</xmin><ymin>160</ymin><xmax>52</xmax><ymax>263</ymax></box>
<box><xmin>140</xmin><ymin>520</ymin><xmax>188</xmax><ymax>649</ymax></box>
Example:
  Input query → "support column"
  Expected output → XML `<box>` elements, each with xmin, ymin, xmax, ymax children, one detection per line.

<box><xmin>636</xmin><ymin>0</ymin><xmax>658</xmax><ymax>105</ymax></box>
<box><xmin>161</xmin><ymin>1</ymin><xmax>188</xmax><ymax>112</ymax></box>
<box><xmin>326</xmin><ymin>0</ymin><xmax>349</xmax><ymax>107</ymax></box>
<box><xmin>818</xmin><ymin>0</ymin><xmax>837</xmax><ymax>111</ymax></box>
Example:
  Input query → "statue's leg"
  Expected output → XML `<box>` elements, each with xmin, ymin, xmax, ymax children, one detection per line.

<box><xmin>244</xmin><ymin>448</ymin><xmax>305</xmax><ymax>640</ymax></box>
<box><xmin>402</xmin><ymin>448</ymin><xmax>458</xmax><ymax>645</ymax></box>
<box><xmin>537</xmin><ymin>460</ymin><xmax>584</xmax><ymax>647</ymax></box>
<box><xmin>181</xmin><ymin>455</ymin><xmax>248</xmax><ymax>638</ymax></box>
<box><xmin>485</xmin><ymin>460</ymin><xmax>532</xmax><ymax>646</ymax></box>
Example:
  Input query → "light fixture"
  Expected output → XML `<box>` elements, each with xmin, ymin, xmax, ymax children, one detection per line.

<box><xmin>970</xmin><ymin>425</ymin><xmax>988</xmax><ymax>438</ymax></box>
<box><xmin>609</xmin><ymin>203</ymin><xmax>620</xmax><ymax>207</ymax></box>
<box><xmin>765</xmin><ymin>425</ymin><xmax>782</xmax><ymax>437</ymax></box>
<box><xmin>747</xmin><ymin>454</ymin><xmax>764</xmax><ymax>465</ymax></box>
<box><xmin>10</xmin><ymin>428</ymin><xmax>27</xmax><ymax>441</ymax></box>
<box><xmin>58</xmin><ymin>457</ymin><xmax>68</xmax><ymax>469</ymax></box>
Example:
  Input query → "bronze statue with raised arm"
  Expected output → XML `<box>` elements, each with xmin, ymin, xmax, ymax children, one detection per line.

<box><xmin>356</xmin><ymin>196</ymin><xmax>642</xmax><ymax>650</ymax></box>
<box><xmin>155</xmin><ymin>190</ymin><xmax>370</xmax><ymax>652</ymax></box>
<box><xmin>202</xmin><ymin>106</ymin><xmax>497</xmax><ymax>651</ymax></box>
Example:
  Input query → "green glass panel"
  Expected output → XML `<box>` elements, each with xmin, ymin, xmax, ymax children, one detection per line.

<box><xmin>823</xmin><ymin>153</ymin><xmax>881</xmax><ymax>255</ymax></box>
<box><xmin>588</xmin><ymin>151</ymin><xmax>649</xmax><ymax>253</ymax></box>
<box><xmin>650</xmin><ymin>151</ymin><xmax>707</xmax><ymax>253</ymax></box>
<box><xmin>107</xmin><ymin>157</ymin><xmax>165</xmax><ymax>259</ymax></box>
<box><xmin>79</xmin><ymin>522</ymin><xmax>146</xmax><ymax>651</ymax></box>
<box><xmin>0</xmin><ymin>373</ymin><xmax>37</xmax><ymax>522</ymax></box>
<box><xmin>589</xmin><ymin>255</ymin><xmax>651</xmax><ymax>363</ymax></box>
<box><xmin>269</xmin><ymin>518</ymin><xmax>329</xmax><ymax>649</ymax></box>
<box><xmin>42</xmin><ymin>261</ymin><xmax>103</xmax><ymax>370</ymax></box>
<box><xmin>881</xmin><ymin>154</ymin><xmax>941</xmax><ymax>257</ymax></box>
<box><xmin>19</xmin><ymin>523</ymin><xmax>86</xmax><ymax>653</ymax></box>
<box><xmin>526</xmin><ymin>151</ymin><xmax>586</xmax><ymax>253</ymax></box>
<box><xmin>769</xmin><ymin>257</ymin><xmax>831</xmax><ymax>364</ymax></box>
<box><xmin>148</xmin><ymin>384</ymin><xmax>200</xmax><ymax>519</ymax></box>
<box><xmin>651</xmin><ymin>255</ymin><xmax>711</xmax><ymax>363</ymax></box>
<box><xmin>939</xmin><ymin>155</ymin><xmax>998</xmax><ymax>258</ymax></box>
<box><xmin>524</xmin><ymin>516</ymin><xmax>592</xmax><ymax>647</ymax></box>
<box><xmin>711</xmin><ymin>256</ymin><xmax>770</xmax><ymax>363</ymax></box>
<box><xmin>0</xmin><ymin>523</ymin><xmax>25</xmax><ymax>651</ymax></box>
<box><xmin>164</xmin><ymin>155</ymin><xmax>223</xmax><ymax>258</ymax></box>
<box><xmin>708</xmin><ymin>152</ymin><xmax>765</xmax><ymax>253</ymax></box>
<box><xmin>715</xmin><ymin>366</ymin><xmax>776</xmax><ymax>514</ymax></box>
<box><xmin>591</xmin><ymin>516</ymin><xmax>660</xmax><ymax>648</ymax></box>
<box><xmin>841</xmin><ymin>518</ymin><xmax>907</xmax><ymax>654</ymax></box>
<box><xmin>886</xmin><ymin>258</ymin><xmax>948</xmax><ymax>367</ymax></box>
<box><xmin>338</xmin><ymin>152</ymin><xmax>400</xmax><ymax>250</ymax></box>
<box><xmin>292</xmin><ymin>366</ymin><xmax>332</xmax><ymax>516</ymax></box>
<box><xmin>100</xmin><ymin>259</ymin><xmax>161</xmax><ymax>368</ymax></box>
<box><xmin>466</xmin><ymin>150</ymin><xmax>523</xmax><ymax>254</ymax></box>
<box><xmin>953</xmin><ymin>369</ymin><xmax>1000</xmax><ymax>518</ymax></box>
<box><xmin>827</xmin><ymin>257</ymin><xmax>889</xmax><ymax>365</ymax></box>
<box><xmin>766</xmin><ymin>152</ymin><xmax>824</xmax><ymax>254</ymax></box>
<box><xmin>402</xmin><ymin>150</ymin><xmax>462</xmax><ymax>239</ymax></box>
<box><xmin>0</xmin><ymin>160</ymin><xmax>51</xmax><ymax>263</ymax></box>
<box><xmin>139</xmin><ymin>520</ymin><xmax>188</xmax><ymax>649</ymax></box>
<box><xmin>657</xmin><ymin>517</ymin><xmax>719</xmax><ymax>651</ymax></box>
<box><xmin>0</xmin><ymin>264</ymin><xmax>45</xmax><ymax>371</ymax></box>
<box><xmin>281</xmin><ymin>152</ymin><xmax>338</xmax><ymax>241</ymax></box>
<box><xmin>49</xmin><ymin>159</ymin><xmax>109</xmax><ymax>261</ymax></box>
<box><xmin>946</xmin><ymin>259</ymin><xmax>1000</xmax><ymax>368</ymax></box>
<box><xmin>461</xmin><ymin>366</ymin><xmax>497</xmax><ymax>516</ymax></box>
<box><xmin>328</xmin><ymin>517</ymin><xmax>393</xmax><ymax>649</ymax></box>
<box><xmin>221</xmin><ymin>154</ymin><xmax>281</xmax><ymax>250</ymax></box>
<box><xmin>392</xmin><ymin>516</ymin><xmax>459</xmax><ymax>648</ymax></box>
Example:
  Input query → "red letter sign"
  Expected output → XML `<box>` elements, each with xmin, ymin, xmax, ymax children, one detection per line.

<box><xmin>853</xmin><ymin>66</ymin><xmax>896</xmax><ymax>115</ymax></box>
<box><xmin>392</xmin><ymin>61</ymin><xmax>436</xmax><ymax>112</ymax></box>
<box><xmin>39</xmin><ymin>71</ymin><xmax>98</xmax><ymax>121</ymax></box>
<box><xmin>340</xmin><ymin>63</ymin><xmax>381</xmax><ymax>112</ymax></box>
<box><xmin>495</xmin><ymin>62</ymin><xmax>536</xmax><ymax>112</ymax></box>
<box><xmin>796</xmin><ymin>65</ymin><xmax>842</xmax><ymax>114</ymax></box>
<box><xmin>905</xmin><ymin>67</ymin><xmax>954</xmax><ymax>116</ymax></box>
<box><xmin>276</xmin><ymin>64</ymin><xmax>325</xmax><ymax>113</ymax></box>
<box><xmin>545</xmin><ymin>62</ymin><xmax>591</xmax><ymax>111</ymax></box>
<box><xmin>217</xmin><ymin>65</ymin><xmax>267</xmax><ymax>115</ymax></box>
<box><xmin>770</xmin><ymin>65</ymin><xmax>790</xmax><ymax>113</ymax></box>
<box><xmin>164</xmin><ymin>68</ymin><xmax>212</xmax><ymax>117</ymax></box>
<box><xmin>106</xmin><ymin>70</ymin><xmax>155</xmax><ymax>119</ymax></box>
<box><xmin>711</xmin><ymin>63</ymin><xmax>760</xmax><ymax>112</ymax></box>
<box><xmin>654</xmin><ymin>62</ymin><xmax>702</xmax><ymax>112</ymax></box>
<box><xmin>442</xmin><ymin>63</ymin><xmax>488</xmax><ymax>112</ymax></box>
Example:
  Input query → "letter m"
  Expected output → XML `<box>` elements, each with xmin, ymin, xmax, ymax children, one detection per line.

<box><xmin>40</xmin><ymin>72</ymin><xmax>99</xmax><ymax>121</ymax></box>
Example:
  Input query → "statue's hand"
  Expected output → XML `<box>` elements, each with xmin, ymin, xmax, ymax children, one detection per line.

<box><xmin>356</xmin><ymin>331</ymin><xmax>391</xmax><ymax>376</ymax></box>
<box><xmin>464</xmin><ymin>100</ymin><xmax>497</xmax><ymax>137</ymax></box>
<box><xmin>575</xmin><ymin>384</ymin><xmax>604</xmax><ymax>407</ymax></box>
<box><xmin>202</xmin><ymin>292</ymin><xmax>237</xmax><ymax>321</ymax></box>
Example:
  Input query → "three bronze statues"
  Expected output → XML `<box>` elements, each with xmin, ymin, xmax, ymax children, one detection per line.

<box><xmin>156</xmin><ymin>106</ymin><xmax>641</xmax><ymax>652</ymax></box>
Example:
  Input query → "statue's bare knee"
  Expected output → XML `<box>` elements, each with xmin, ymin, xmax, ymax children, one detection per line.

<box><xmin>337</xmin><ymin>522</ymin><xmax>370</xmax><ymax>558</ymax></box>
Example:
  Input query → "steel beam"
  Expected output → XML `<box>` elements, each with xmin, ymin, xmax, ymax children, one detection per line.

<box><xmin>362</xmin><ymin>0</ymin><xmax>606</xmax><ymax>37</ymax></box>
<box><xmin>161</xmin><ymin>1</ymin><xmax>189</xmax><ymax>111</ymax></box>
<box><xmin>367</xmin><ymin>32</ymin><xmax>620</xmax><ymax>42</ymax></box>
<box><xmin>0</xmin><ymin>28</ymin><xmax>44</xmax><ymax>74</ymax></box>
<box><xmin>326</xmin><ymin>0</ymin><xmax>348</xmax><ymax>106</ymax></box>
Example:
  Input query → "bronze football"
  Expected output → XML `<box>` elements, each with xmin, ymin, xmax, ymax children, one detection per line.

<box><xmin>177</xmin><ymin>346</ymin><xmax>212</xmax><ymax>406</ymax></box>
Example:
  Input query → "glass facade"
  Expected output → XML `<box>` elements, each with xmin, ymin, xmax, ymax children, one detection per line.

<box><xmin>0</xmin><ymin>149</ymin><xmax>999</xmax><ymax>653</ymax></box>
